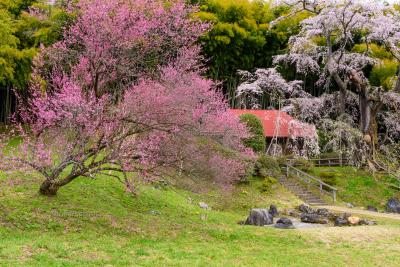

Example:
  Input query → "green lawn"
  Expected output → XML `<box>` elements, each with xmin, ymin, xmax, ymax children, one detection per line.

<box><xmin>309</xmin><ymin>166</ymin><xmax>400</xmax><ymax>209</ymax></box>
<box><xmin>1</xmin><ymin>170</ymin><xmax>400</xmax><ymax>266</ymax></box>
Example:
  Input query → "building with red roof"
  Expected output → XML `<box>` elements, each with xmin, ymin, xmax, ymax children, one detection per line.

<box><xmin>229</xmin><ymin>109</ymin><xmax>316</xmax><ymax>139</ymax></box>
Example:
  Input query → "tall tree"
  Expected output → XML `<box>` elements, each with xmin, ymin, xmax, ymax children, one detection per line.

<box><xmin>274</xmin><ymin>0</ymin><xmax>400</xmax><ymax>155</ymax></box>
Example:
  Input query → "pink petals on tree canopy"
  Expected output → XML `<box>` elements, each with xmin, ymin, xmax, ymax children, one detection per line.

<box><xmin>0</xmin><ymin>0</ymin><xmax>250</xmax><ymax>195</ymax></box>
<box><xmin>42</xmin><ymin>0</ymin><xmax>210</xmax><ymax>97</ymax></box>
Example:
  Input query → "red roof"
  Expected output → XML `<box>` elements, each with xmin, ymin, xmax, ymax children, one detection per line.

<box><xmin>229</xmin><ymin>109</ymin><xmax>316</xmax><ymax>138</ymax></box>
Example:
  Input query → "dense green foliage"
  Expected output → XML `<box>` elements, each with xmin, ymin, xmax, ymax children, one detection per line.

<box><xmin>0</xmin><ymin>0</ymin><xmax>70</xmax><ymax>123</ymax></box>
<box><xmin>253</xmin><ymin>155</ymin><xmax>281</xmax><ymax>178</ymax></box>
<box><xmin>239</xmin><ymin>113</ymin><xmax>265</xmax><ymax>152</ymax></box>
<box><xmin>193</xmin><ymin>0</ymin><xmax>298</xmax><ymax>102</ymax></box>
<box><xmin>197</xmin><ymin>0</ymin><xmax>277</xmax><ymax>79</ymax></box>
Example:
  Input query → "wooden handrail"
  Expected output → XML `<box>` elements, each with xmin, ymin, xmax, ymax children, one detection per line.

<box><xmin>286</xmin><ymin>157</ymin><xmax>351</xmax><ymax>167</ymax></box>
<box><xmin>285</xmin><ymin>165</ymin><xmax>338</xmax><ymax>202</ymax></box>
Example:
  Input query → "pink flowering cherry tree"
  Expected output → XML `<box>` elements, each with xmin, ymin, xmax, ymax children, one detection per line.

<box><xmin>0</xmin><ymin>0</ymin><xmax>251</xmax><ymax>196</ymax></box>
<box><xmin>39</xmin><ymin>0</ymin><xmax>209</xmax><ymax>99</ymax></box>
<box><xmin>0</xmin><ymin>59</ymin><xmax>250</xmax><ymax>195</ymax></box>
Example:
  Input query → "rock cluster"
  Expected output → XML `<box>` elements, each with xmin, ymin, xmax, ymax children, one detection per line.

<box><xmin>300</xmin><ymin>213</ymin><xmax>329</xmax><ymax>224</ymax></box>
<box><xmin>243</xmin><ymin>203</ymin><xmax>378</xmax><ymax>228</ymax></box>
<box><xmin>297</xmin><ymin>204</ymin><xmax>376</xmax><ymax>227</ymax></box>
<box><xmin>298</xmin><ymin>205</ymin><xmax>334</xmax><ymax>224</ymax></box>
<box><xmin>334</xmin><ymin>213</ymin><xmax>376</xmax><ymax>226</ymax></box>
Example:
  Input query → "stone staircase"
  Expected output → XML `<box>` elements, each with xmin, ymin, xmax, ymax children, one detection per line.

<box><xmin>279</xmin><ymin>177</ymin><xmax>327</xmax><ymax>206</ymax></box>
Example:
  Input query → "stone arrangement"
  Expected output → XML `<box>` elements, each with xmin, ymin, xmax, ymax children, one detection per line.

<box><xmin>243</xmin><ymin>203</ymin><xmax>378</xmax><ymax>229</ymax></box>
<box><xmin>295</xmin><ymin>204</ymin><xmax>376</xmax><ymax>227</ymax></box>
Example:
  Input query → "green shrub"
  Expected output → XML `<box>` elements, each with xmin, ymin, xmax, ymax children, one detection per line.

<box><xmin>259</xmin><ymin>176</ymin><xmax>278</xmax><ymax>192</ymax></box>
<box><xmin>352</xmin><ymin>43</ymin><xmax>393</xmax><ymax>60</ymax></box>
<box><xmin>319</xmin><ymin>172</ymin><xmax>337</xmax><ymax>186</ymax></box>
<box><xmin>254</xmin><ymin>155</ymin><xmax>281</xmax><ymax>178</ymax></box>
<box><xmin>369</xmin><ymin>59</ymin><xmax>397</xmax><ymax>90</ymax></box>
<box><xmin>291</xmin><ymin>158</ymin><xmax>314</xmax><ymax>172</ymax></box>
<box><xmin>239</xmin><ymin>114</ymin><xmax>266</xmax><ymax>153</ymax></box>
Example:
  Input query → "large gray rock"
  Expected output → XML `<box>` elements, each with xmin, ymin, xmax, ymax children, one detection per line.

<box><xmin>386</xmin><ymin>198</ymin><xmax>400</xmax><ymax>213</ymax></box>
<box><xmin>245</xmin><ymin>209</ymin><xmax>273</xmax><ymax>226</ymax></box>
<box><xmin>333</xmin><ymin>213</ymin><xmax>353</xmax><ymax>227</ymax></box>
<box><xmin>300</xmin><ymin>213</ymin><xmax>329</xmax><ymax>224</ymax></box>
<box><xmin>274</xmin><ymin>217</ymin><xmax>295</xmax><ymax>229</ymax></box>
<box><xmin>334</xmin><ymin>216</ymin><xmax>349</xmax><ymax>227</ymax></box>
<box><xmin>316</xmin><ymin>208</ymin><xmax>330</xmax><ymax>216</ymax></box>
<box><xmin>298</xmin><ymin>204</ymin><xmax>314</xmax><ymax>214</ymax></box>
<box><xmin>269</xmin><ymin>205</ymin><xmax>279</xmax><ymax>218</ymax></box>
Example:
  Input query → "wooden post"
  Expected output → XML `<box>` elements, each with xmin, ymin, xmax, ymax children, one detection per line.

<box><xmin>333</xmin><ymin>190</ymin><xmax>336</xmax><ymax>203</ymax></box>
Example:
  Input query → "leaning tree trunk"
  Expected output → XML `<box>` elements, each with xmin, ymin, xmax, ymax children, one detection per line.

<box><xmin>39</xmin><ymin>180</ymin><xmax>60</xmax><ymax>196</ymax></box>
<box><xmin>330</xmin><ymin>70</ymin><xmax>348</xmax><ymax>116</ymax></box>
<box><xmin>39</xmin><ymin>173</ymin><xmax>80</xmax><ymax>196</ymax></box>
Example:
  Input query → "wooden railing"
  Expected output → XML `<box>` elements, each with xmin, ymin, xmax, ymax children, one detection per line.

<box><xmin>285</xmin><ymin>165</ymin><xmax>338</xmax><ymax>203</ymax></box>
<box><xmin>309</xmin><ymin>157</ymin><xmax>351</xmax><ymax>167</ymax></box>
<box><xmin>286</xmin><ymin>157</ymin><xmax>351</xmax><ymax>167</ymax></box>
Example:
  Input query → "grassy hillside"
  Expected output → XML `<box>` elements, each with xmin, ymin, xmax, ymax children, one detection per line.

<box><xmin>1</xmin><ymin>170</ymin><xmax>400</xmax><ymax>266</ymax></box>
<box><xmin>309</xmin><ymin>166</ymin><xmax>400</xmax><ymax>209</ymax></box>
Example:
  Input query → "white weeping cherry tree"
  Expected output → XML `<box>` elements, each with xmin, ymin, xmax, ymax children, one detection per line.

<box><xmin>276</xmin><ymin>0</ymin><xmax>400</xmax><ymax>159</ymax></box>
<box><xmin>237</xmin><ymin>0</ymin><xmax>400</xmax><ymax>166</ymax></box>
<box><xmin>236</xmin><ymin>69</ymin><xmax>320</xmax><ymax>159</ymax></box>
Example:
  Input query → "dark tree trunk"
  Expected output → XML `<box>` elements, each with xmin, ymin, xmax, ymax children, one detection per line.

<box><xmin>359</xmin><ymin>89</ymin><xmax>370</xmax><ymax>134</ymax></box>
<box><xmin>367</xmin><ymin>102</ymin><xmax>384</xmax><ymax>155</ymax></box>
<box><xmin>340</xmin><ymin>88</ymin><xmax>347</xmax><ymax>115</ymax></box>
<box><xmin>330</xmin><ymin>70</ymin><xmax>348</xmax><ymax>116</ymax></box>
<box><xmin>39</xmin><ymin>173</ymin><xmax>81</xmax><ymax>196</ymax></box>
<box><xmin>395</xmin><ymin>66</ymin><xmax>400</xmax><ymax>93</ymax></box>
<box><xmin>39</xmin><ymin>180</ymin><xmax>60</xmax><ymax>196</ymax></box>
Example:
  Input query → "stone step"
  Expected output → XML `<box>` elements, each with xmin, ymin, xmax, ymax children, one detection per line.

<box><xmin>280</xmin><ymin>178</ymin><xmax>328</xmax><ymax>206</ymax></box>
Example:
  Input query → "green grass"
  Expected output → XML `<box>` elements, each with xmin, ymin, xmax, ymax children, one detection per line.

<box><xmin>309</xmin><ymin>166</ymin><xmax>400</xmax><ymax>209</ymax></box>
<box><xmin>0</xmin><ymin>170</ymin><xmax>400</xmax><ymax>266</ymax></box>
